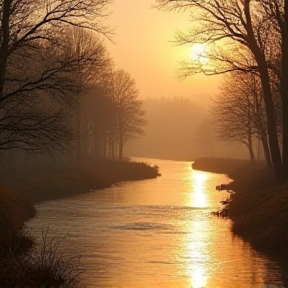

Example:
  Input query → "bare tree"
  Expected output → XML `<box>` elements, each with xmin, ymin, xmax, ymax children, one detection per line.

<box><xmin>0</xmin><ymin>0</ymin><xmax>111</xmax><ymax>156</ymax></box>
<box><xmin>66</xmin><ymin>27</ymin><xmax>113</xmax><ymax>163</ymax></box>
<box><xmin>80</xmin><ymin>84</ymin><xmax>116</xmax><ymax>161</ymax></box>
<box><xmin>211</xmin><ymin>72</ymin><xmax>258</xmax><ymax>162</ymax></box>
<box><xmin>156</xmin><ymin>0</ymin><xmax>288</xmax><ymax>183</ymax></box>
<box><xmin>112</xmin><ymin>70</ymin><xmax>146</xmax><ymax>161</ymax></box>
<box><xmin>195</xmin><ymin>118</ymin><xmax>215</xmax><ymax>157</ymax></box>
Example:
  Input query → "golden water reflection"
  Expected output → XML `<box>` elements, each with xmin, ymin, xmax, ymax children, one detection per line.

<box><xmin>184</xmin><ymin>221</ymin><xmax>210</xmax><ymax>288</ymax></box>
<box><xmin>27</xmin><ymin>159</ymin><xmax>287</xmax><ymax>288</ymax></box>
<box><xmin>185</xmin><ymin>170</ymin><xmax>212</xmax><ymax>287</ymax></box>
<box><xmin>189</xmin><ymin>265</ymin><xmax>208</xmax><ymax>288</ymax></box>
<box><xmin>190</xmin><ymin>170</ymin><xmax>209</xmax><ymax>208</ymax></box>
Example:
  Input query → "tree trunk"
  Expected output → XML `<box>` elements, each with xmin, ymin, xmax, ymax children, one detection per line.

<box><xmin>0</xmin><ymin>0</ymin><xmax>12</xmax><ymax>97</ymax></box>
<box><xmin>258</xmin><ymin>61</ymin><xmax>284</xmax><ymax>182</ymax></box>
<box><xmin>280</xmin><ymin>1</ymin><xmax>288</xmax><ymax>183</ymax></box>
<box><xmin>118</xmin><ymin>134</ymin><xmax>123</xmax><ymax>161</ymax></box>
<box><xmin>261</xmin><ymin>134</ymin><xmax>273</xmax><ymax>171</ymax></box>
<box><xmin>76</xmin><ymin>113</ymin><xmax>81</xmax><ymax>163</ymax></box>
<box><xmin>245</xmin><ymin>1</ymin><xmax>284</xmax><ymax>183</ymax></box>
<box><xmin>247</xmin><ymin>135</ymin><xmax>255</xmax><ymax>162</ymax></box>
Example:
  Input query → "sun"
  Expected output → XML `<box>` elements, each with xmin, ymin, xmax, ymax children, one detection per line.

<box><xmin>189</xmin><ymin>43</ymin><xmax>209</xmax><ymax>64</ymax></box>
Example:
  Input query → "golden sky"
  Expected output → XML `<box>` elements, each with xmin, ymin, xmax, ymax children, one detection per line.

<box><xmin>106</xmin><ymin>0</ymin><xmax>220</xmax><ymax>101</ymax></box>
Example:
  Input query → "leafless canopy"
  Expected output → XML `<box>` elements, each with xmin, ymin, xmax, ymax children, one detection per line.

<box><xmin>156</xmin><ymin>0</ymin><xmax>288</xmax><ymax>183</ymax></box>
<box><xmin>0</xmin><ymin>0</ymin><xmax>112</xmax><ymax>155</ymax></box>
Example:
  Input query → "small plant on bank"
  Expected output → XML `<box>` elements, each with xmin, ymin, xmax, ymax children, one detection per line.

<box><xmin>0</xmin><ymin>228</ymin><xmax>83</xmax><ymax>288</ymax></box>
<box><xmin>25</xmin><ymin>228</ymin><xmax>82</xmax><ymax>288</ymax></box>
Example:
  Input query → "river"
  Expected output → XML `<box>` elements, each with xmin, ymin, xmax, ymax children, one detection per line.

<box><xmin>25</xmin><ymin>158</ymin><xmax>288</xmax><ymax>288</ymax></box>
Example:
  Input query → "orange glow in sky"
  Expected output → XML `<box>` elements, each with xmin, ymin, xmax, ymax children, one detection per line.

<box><xmin>106</xmin><ymin>0</ymin><xmax>220</xmax><ymax>100</ymax></box>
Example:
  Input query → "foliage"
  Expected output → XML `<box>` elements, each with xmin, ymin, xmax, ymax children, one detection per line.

<box><xmin>90</xmin><ymin>158</ymin><xmax>160</xmax><ymax>182</ymax></box>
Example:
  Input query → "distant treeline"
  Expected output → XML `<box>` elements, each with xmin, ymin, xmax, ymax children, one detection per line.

<box><xmin>192</xmin><ymin>157</ymin><xmax>253</xmax><ymax>175</ymax></box>
<box><xmin>125</xmin><ymin>97</ymin><xmax>249</xmax><ymax>161</ymax></box>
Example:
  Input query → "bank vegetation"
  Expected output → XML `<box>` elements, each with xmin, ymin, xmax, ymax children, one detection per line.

<box><xmin>193</xmin><ymin>157</ymin><xmax>288</xmax><ymax>256</ymax></box>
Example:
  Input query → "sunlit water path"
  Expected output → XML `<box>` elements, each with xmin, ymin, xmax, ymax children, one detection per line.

<box><xmin>26</xmin><ymin>158</ymin><xmax>288</xmax><ymax>288</ymax></box>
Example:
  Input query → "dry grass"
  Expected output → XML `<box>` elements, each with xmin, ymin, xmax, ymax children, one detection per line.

<box><xmin>0</xmin><ymin>186</ymin><xmax>82</xmax><ymax>287</ymax></box>
<box><xmin>1</xmin><ymin>228</ymin><xmax>82</xmax><ymax>288</ymax></box>
<box><xmin>225</xmin><ymin>166</ymin><xmax>288</xmax><ymax>253</ymax></box>
<box><xmin>230</xmin><ymin>183</ymin><xmax>288</xmax><ymax>251</ymax></box>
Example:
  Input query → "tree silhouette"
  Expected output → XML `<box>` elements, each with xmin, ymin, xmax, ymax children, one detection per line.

<box><xmin>112</xmin><ymin>69</ymin><xmax>146</xmax><ymax>161</ymax></box>
<box><xmin>211</xmin><ymin>71</ymin><xmax>267</xmax><ymax>163</ymax></box>
<box><xmin>157</xmin><ymin>0</ymin><xmax>288</xmax><ymax>183</ymax></box>
<box><xmin>0</xmin><ymin>0</ymin><xmax>111</xmax><ymax>156</ymax></box>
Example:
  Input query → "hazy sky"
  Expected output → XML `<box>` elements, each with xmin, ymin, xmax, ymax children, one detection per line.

<box><xmin>106</xmin><ymin>0</ymin><xmax>221</xmax><ymax>101</ymax></box>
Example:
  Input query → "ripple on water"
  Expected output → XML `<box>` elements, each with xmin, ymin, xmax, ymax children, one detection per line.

<box><xmin>26</xmin><ymin>158</ymin><xmax>288</xmax><ymax>288</ymax></box>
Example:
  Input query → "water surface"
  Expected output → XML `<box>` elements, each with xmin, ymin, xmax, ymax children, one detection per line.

<box><xmin>26</xmin><ymin>158</ymin><xmax>288</xmax><ymax>288</ymax></box>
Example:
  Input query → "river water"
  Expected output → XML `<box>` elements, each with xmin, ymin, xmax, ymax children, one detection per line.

<box><xmin>26</xmin><ymin>158</ymin><xmax>288</xmax><ymax>288</ymax></box>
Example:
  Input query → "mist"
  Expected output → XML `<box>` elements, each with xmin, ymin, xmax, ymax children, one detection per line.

<box><xmin>125</xmin><ymin>96</ymin><xmax>251</xmax><ymax>161</ymax></box>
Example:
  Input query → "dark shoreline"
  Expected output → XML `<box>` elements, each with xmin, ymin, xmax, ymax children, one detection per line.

<box><xmin>0</xmin><ymin>159</ymin><xmax>160</xmax><ymax>203</ymax></box>
<box><xmin>192</xmin><ymin>157</ymin><xmax>288</xmax><ymax>258</ymax></box>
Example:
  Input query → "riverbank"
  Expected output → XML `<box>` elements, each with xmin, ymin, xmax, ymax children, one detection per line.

<box><xmin>193</xmin><ymin>157</ymin><xmax>288</xmax><ymax>256</ymax></box>
<box><xmin>0</xmin><ymin>159</ymin><xmax>160</xmax><ymax>286</ymax></box>
<box><xmin>0</xmin><ymin>159</ymin><xmax>160</xmax><ymax>203</ymax></box>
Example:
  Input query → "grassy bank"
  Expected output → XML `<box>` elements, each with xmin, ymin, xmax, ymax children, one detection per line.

<box><xmin>0</xmin><ymin>159</ymin><xmax>160</xmax><ymax>202</ymax></box>
<box><xmin>193</xmin><ymin>157</ymin><xmax>288</xmax><ymax>255</ymax></box>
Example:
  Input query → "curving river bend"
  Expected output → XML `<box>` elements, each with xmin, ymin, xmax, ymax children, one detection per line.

<box><xmin>26</xmin><ymin>158</ymin><xmax>288</xmax><ymax>288</ymax></box>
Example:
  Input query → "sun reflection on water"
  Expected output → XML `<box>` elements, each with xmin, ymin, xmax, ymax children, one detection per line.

<box><xmin>184</xmin><ymin>221</ymin><xmax>210</xmax><ymax>288</ymax></box>
<box><xmin>189</xmin><ymin>265</ymin><xmax>208</xmax><ymax>288</ymax></box>
<box><xmin>190</xmin><ymin>170</ymin><xmax>209</xmax><ymax>208</ymax></box>
<box><xmin>183</xmin><ymin>170</ymin><xmax>212</xmax><ymax>288</ymax></box>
